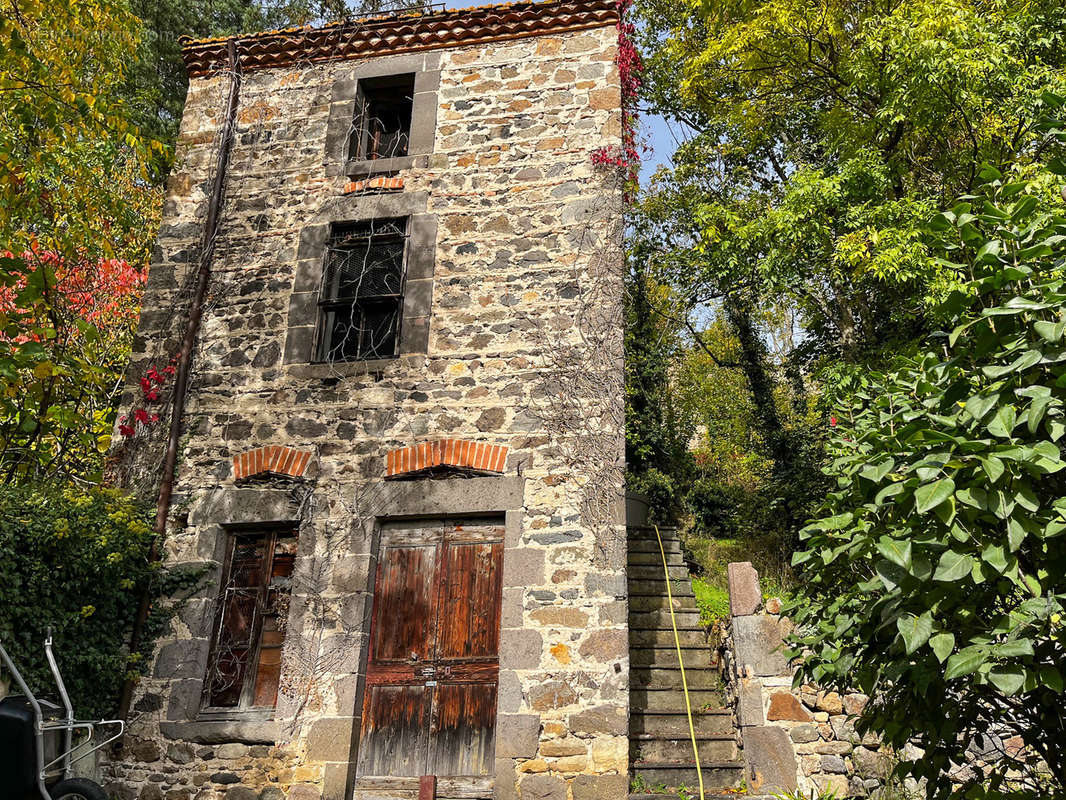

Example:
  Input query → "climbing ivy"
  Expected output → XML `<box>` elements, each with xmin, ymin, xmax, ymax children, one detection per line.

<box><xmin>0</xmin><ymin>484</ymin><xmax>189</xmax><ymax>719</ymax></box>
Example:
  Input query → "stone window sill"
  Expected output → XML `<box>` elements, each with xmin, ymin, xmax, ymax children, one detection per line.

<box><xmin>345</xmin><ymin>154</ymin><xmax>429</xmax><ymax>178</ymax></box>
<box><xmin>287</xmin><ymin>356</ymin><xmax>428</xmax><ymax>379</ymax></box>
<box><xmin>159</xmin><ymin>717</ymin><xmax>278</xmax><ymax>744</ymax></box>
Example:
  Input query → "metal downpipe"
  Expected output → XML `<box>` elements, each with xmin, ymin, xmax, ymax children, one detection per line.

<box><xmin>117</xmin><ymin>38</ymin><xmax>243</xmax><ymax>723</ymax></box>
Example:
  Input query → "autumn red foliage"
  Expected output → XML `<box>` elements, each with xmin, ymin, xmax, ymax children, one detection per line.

<box><xmin>0</xmin><ymin>248</ymin><xmax>145</xmax><ymax>344</ymax></box>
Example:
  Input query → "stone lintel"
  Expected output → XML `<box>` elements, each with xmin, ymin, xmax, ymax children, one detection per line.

<box><xmin>380</xmin><ymin>475</ymin><xmax>525</xmax><ymax>518</ymax></box>
<box><xmin>188</xmin><ymin>486</ymin><xmax>300</xmax><ymax>528</ymax></box>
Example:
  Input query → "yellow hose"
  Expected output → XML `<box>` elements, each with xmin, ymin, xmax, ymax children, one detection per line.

<box><xmin>654</xmin><ymin>524</ymin><xmax>705</xmax><ymax>800</ymax></box>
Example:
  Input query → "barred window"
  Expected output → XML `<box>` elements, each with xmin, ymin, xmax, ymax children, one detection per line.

<box><xmin>205</xmin><ymin>529</ymin><xmax>296</xmax><ymax>710</ymax></box>
<box><xmin>350</xmin><ymin>74</ymin><xmax>415</xmax><ymax>161</ymax></box>
<box><xmin>317</xmin><ymin>218</ymin><xmax>408</xmax><ymax>363</ymax></box>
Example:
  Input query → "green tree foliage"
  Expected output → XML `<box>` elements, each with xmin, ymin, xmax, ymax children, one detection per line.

<box><xmin>625</xmin><ymin>260</ymin><xmax>698</xmax><ymax>516</ymax></box>
<box><xmin>0</xmin><ymin>0</ymin><xmax>163</xmax><ymax>482</ymax></box>
<box><xmin>624</xmin><ymin>256</ymin><xmax>819</xmax><ymax>536</ymax></box>
<box><xmin>792</xmin><ymin>113</ymin><xmax>1066</xmax><ymax>795</ymax></box>
<box><xmin>0</xmin><ymin>0</ymin><xmax>162</xmax><ymax>261</ymax></box>
<box><xmin>0</xmin><ymin>485</ymin><xmax>172</xmax><ymax>719</ymax></box>
<box><xmin>631</xmin><ymin>0</ymin><xmax>1066</xmax><ymax>550</ymax></box>
<box><xmin>637</xmin><ymin>0</ymin><xmax>1066</xmax><ymax>361</ymax></box>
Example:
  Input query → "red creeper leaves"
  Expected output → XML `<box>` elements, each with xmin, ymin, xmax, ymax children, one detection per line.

<box><xmin>591</xmin><ymin>0</ymin><xmax>644</xmax><ymax>201</ymax></box>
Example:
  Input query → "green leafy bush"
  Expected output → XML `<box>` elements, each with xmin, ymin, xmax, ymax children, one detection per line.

<box><xmin>0</xmin><ymin>484</ymin><xmax>161</xmax><ymax>719</ymax></box>
<box><xmin>791</xmin><ymin>145</ymin><xmax>1066</xmax><ymax>794</ymax></box>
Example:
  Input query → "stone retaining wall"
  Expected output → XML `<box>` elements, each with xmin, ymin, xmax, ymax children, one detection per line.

<box><xmin>721</xmin><ymin>562</ymin><xmax>893</xmax><ymax>798</ymax></box>
<box><xmin>720</xmin><ymin>562</ymin><xmax>1033</xmax><ymax>798</ymax></box>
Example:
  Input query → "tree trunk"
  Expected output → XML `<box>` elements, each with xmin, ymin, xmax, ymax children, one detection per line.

<box><xmin>722</xmin><ymin>296</ymin><xmax>792</xmax><ymax>474</ymax></box>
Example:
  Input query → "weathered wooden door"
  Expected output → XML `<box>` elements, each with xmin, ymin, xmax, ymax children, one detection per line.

<box><xmin>358</xmin><ymin>519</ymin><xmax>504</xmax><ymax>779</ymax></box>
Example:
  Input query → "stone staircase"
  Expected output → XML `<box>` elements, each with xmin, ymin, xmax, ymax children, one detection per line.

<box><xmin>627</xmin><ymin>526</ymin><xmax>745</xmax><ymax>799</ymax></box>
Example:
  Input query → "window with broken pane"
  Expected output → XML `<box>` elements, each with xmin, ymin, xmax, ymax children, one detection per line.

<box><xmin>316</xmin><ymin>218</ymin><xmax>407</xmax><ymax>362</ymax></box>
<box><xmin>349</xmin><ymin>74</ymin><xmax>415</xmax><ymax>161</ymax></box>
<box><xmin>205</xmin><ymin>529</ymin><xmax>297</xmax><ymax>710</ymax></box>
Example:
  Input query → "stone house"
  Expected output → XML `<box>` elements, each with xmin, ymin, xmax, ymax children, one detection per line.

<box><xmin>106</xmin><ymin>2</ymin><xmax>634</xmax><ymax>799</ymax></box>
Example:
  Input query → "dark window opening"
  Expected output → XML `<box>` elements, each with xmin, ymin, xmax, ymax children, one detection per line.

<box><xmin>317</xmin><ymin>218</ymin><xmax>408</xmax><ymax>362</ymax></box>
<box><xmin>350</xmin><ymin>74</ymin><xmax>415</xmax><ymax>161</ymax></box>
<box><xmin>205</xmin><ymin>529</ymin><xmax>297</xmax><ymax>710</ymax></box>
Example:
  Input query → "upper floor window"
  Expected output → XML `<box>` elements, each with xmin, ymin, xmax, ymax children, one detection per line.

<box><xmin>204</xmin><ymin>528</ymin><xmax>297</xmax><ymax>711</ymax></box>
<box><xmin>349</xmin><ymin>74</ymin><xmax>415</xmax><ymax>161</ymax></box>
<box><xmin>316</xmin><ymin>218</ymin><xmax>407</xmax><ymax>362</ymax></box>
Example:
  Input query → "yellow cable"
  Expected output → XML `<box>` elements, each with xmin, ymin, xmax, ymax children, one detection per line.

<box><xmin>654</xmin><ymin>524</ymin><xmax>705</xmax><ymax>800</ymax></box>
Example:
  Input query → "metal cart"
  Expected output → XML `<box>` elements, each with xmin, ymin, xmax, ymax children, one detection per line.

<box><xmin>0</xmin><ymin>630</ymin><xmax>125</xmax><ymax>800</ymax></box>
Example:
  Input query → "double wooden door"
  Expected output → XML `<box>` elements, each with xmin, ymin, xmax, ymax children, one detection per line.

<box><xmin>357</xmin><ymin>519</ymin><xmax>504</xmax><ymax>779</ymax></box>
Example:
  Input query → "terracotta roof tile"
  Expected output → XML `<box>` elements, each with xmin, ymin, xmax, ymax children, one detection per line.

<box><xmin>182</xmin><ymin>0</ymin><xmax>618</xmax><ymax>77</ymax></box>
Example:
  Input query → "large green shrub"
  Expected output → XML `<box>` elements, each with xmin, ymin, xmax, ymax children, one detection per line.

<box><xmin>0</xmin><ymin>484</ymin><xmax>160</xmax><ymax>719</ymax></box>
<box><xmin>791</xmin><ymin>118</ymin><xmax>1066</xmax><ymax>796</ymax></box>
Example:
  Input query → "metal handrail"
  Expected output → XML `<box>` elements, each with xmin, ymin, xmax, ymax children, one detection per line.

<box><xmin>40</xmin><ymin>718</ymin><xmax>126</xmax><ymax>772</ymax></box>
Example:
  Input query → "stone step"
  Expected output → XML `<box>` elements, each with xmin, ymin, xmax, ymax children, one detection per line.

<box><xmin>631</xmin><ymin>710</ymin><xmax>734</xmax><ymax>738</ymax></box>
<box><xmin>628</xmin><ymin>578</ymin><xmax>696</xmax><ymax>595</ymax></box>
<box><xmin>627</xmin><ymin>525</ymin><xmax>680</xmax><ymax>537</ymax></box>
<box><xmin>629</xmin><ymin>628</ymin><xmax>710</xmax><ymax>648</ymax></box>
<box><xmin>629</xmin><ymin>590</ymin><xmax>697</xmax><ymax>605</ymax></box>
<box><xmin>631</xmin><ymin>687</ymin><xmax>725</xmax><ymax>712</ymax></box>
<box><xmin>629</xmin><ymin>610</ymin><xmax>703</xmax><ymax>629</ymax></box>
<box><xmin>630</xmin><ymin>646</ymin><xmax>717</xmax><ymax>668</ymax></box>
<box><xmin>627</xmin><ymin>538</ymin><xmax>683</xmax><ymax>554</ymax></box>
<box><xmin>630</xmin><ymin>760</ymin><xmax>745</xmax><ymax>790</ymax></box>
<box><xmin>632</xmin><ymin>667</ymin><xmax>722</xmax><ymax>690</ymax></box>
<box><xmin>631</xmin><ymin>734</ymin><xmax>738</xmax><ymax>763</ymax></box>
<box><xmin>628</xmin><ymin>551</ymin><xmax>688</xmax><ymax>567</ymax></box>
<box><xmin>628</xmin><ymin>564</ymin><xmax>692</xmax><ymax>581</ymax></box>
<box><xmin>629</xmin><ymin>594</ymin><xmax>697</xmax><ymax>613</ymax></box>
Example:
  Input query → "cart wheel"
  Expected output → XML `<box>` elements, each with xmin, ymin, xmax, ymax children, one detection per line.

<box><xmin>48</xmin><ymin>778</ymin><xmax>109</xmax><ymax>800</ymax></box>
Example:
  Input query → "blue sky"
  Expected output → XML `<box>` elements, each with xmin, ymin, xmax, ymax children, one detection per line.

<box><xmin>639</xmin><ymin>113</ymin><xmax>681</xmax><ymax>183</ymax></box>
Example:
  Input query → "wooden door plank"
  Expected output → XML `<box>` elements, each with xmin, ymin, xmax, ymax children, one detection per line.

<box><xmin>369</xmin><ymin>542</ymin><xmax>439</xmax><ymax>664</ymax></box>
<box><xmin>357</xmin><ymin>684</ymin><xmax>431</xmax><ymax>777</ymax></box>
<box><xmin>432</xmin><ymin>682</ymin><xmax>498</xmax><ymax>776</ymax></box>
<box><xmin>437</xmin><ymin>541</ymin><xmax>503</xmax><ymax>663</ymax></box>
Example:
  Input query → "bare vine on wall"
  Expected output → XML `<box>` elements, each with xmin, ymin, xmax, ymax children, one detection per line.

<box><xmin>276</xmin><ymin>447</ymin><xmax>402</xmax><ymax>732</ymax></box>
<box><xmin>519</xmin><ymin>170</ymin><xmax>627</xmax><ymax>568</ymax></box>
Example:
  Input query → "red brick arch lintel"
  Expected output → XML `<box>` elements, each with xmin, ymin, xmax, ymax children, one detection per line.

<box><xmin>386</xmin><ymin>439</ymin><xmax>509</xmax><ymax>478</ymax></box>
<box><xmin>232</xmin><ymin>445</ymin><xmax>314</xmax><ymax>481</ymax></box>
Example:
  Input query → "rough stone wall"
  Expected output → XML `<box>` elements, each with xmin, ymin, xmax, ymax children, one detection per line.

<box><xmin>720</xmin><ymin>562</ymin><xmax>1027</xmax><ymax>799</ymax></box>
<box><xmin>719</xmin><ymin>562</ymin><xmax>891</xmax><ymax>798</ymax></box>
<box><xmin>106</xmin><ymin>21</ymin><xmax>626</xmax><ymax>800</ymax></box>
